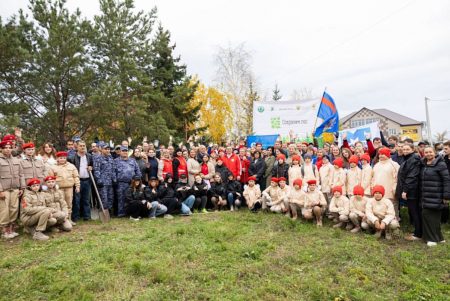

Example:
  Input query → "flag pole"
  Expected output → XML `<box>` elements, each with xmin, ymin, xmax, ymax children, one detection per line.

<box><xmin>312</xmin><ymin>87</ymin><xmax>327</xmax><ymax>136</ymax></box>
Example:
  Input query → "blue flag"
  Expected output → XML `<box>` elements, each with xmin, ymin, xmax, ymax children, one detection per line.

<box><xmin>314</xmin><ymin>91</ymin><xmax>339</xmax><ymax>137</ymax></box>
<box><xmin>247</xmin><ymin>135</ymin><xmax>279</xmax><ymax>149</ymax></box>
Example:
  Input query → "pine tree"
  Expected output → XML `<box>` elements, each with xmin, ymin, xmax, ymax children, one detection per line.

<box><xmin>242</xmin><ymin>79</ymin><xmax>260</xmax><ymax>136</ymax></box>
<box><xmin>272</xmin><ymin>84</ymin><xmax>282</xmax><ymax>101</ymax></box>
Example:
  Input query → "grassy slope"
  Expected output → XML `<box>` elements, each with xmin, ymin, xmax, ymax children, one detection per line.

<box><xmin>0</xmin><ymin>211</ymin><xmax>449</xmax><ymax>301</ymax></box>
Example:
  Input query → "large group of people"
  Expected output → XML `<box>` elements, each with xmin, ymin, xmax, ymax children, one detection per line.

<box><xmin>0</xmin><ymin>130</ymin><xmax>449</xmax><ymax>246</ymax></box>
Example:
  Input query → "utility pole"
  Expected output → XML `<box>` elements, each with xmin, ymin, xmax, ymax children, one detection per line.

<box><xmin>424</xmin><ymin>97</ymin><xmax>433</xmax><ymax>147</ymax></box>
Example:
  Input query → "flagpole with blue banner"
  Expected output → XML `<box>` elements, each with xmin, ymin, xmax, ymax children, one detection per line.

<box><xmin>312</xmin><ymin>87</ymin><xmax>327</xmax><ymax>134</ymax></box>
<box><xmin>314</xmin><ymin>89</ymin><xmax>339</xmax><ymax>138</ymax></box>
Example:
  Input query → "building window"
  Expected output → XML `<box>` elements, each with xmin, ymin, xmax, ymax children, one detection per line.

<box><xmin>351</xmin><ymin>119</ymin><xmax>365</xmax><ymax>127</ymax></box>
<box><xmin>388</xmin><ymin>128</ymin><xmax>397</xmax><ymax>136</ymax></box>
<box><xmin>366</xmin><ymin>118</ymin><xmax>380</xmax><ymax>124</ymax></box>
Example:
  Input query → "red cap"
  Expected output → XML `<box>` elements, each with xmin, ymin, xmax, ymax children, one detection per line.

<box><xmin>276</xmin><ymin>154</ymin><xmax>286</xmax><ymax>161</ymax></box>
<box><xmin>372</xmin><ymin>185</ymin><xmax>385</xmax><ymax>196</ymax></box>
<box><xmin>1</xmin><ymin>134</ymin><xmax>16</xmax><ymax>142</ymax></box>
<box><xmin>278</xmin><ymin>177</ymin><xmax>287</xmax><ymax>182</ymax></box>
<box><xmin>349</xmin><ymin>155</ymin><xmax>359</xmax><ymax>165</ymax></box>
<box><xmin>22</xmin><ymin>142</ymin><xmax>35</xmax><ymax>150</ymax></box>
<box><xmin>360</xmin><ymin>154</ymin><xmax>371</xmax><ymax>163</ymax></box>
<box><xmin>0</xmin><ymin>141</ymin><xmax>13</xmax><ymax>148</ymax></box>
<box><xmin>270</xmin><ymin>177</ymin><xmax>279</xmax><ymax>183</ymax></box>
<box><xmin>353</xmin><ymin>185</ymin><xmax>364</xmax><ymax>196</ymax></box>
<box><xmin>44</xmin><ymin>175</ymin><xmax>56</xmax><ymax>182</ymax></box>
<box><xmin>293</xmin><ymin>178</ymin><xmax>302</xmax><ymax>187</ymax></box>
<box><xmin>333</xmin><ymin>157</ymin><xmax>343</xmax><ymax>168</ymax></box>
<box><xmin>56</xmin><ymin>151</ymin><xmax>68</xmax><ymax>158</ymax></box>
<box><xmin>291</xmin><ymin>155</ymin><xmax>301</xmax><ymax>162</ymax></box>
<box><xmin>332</xmin><ymin>186</ymin><xmax>343</xmax><ymax>194</ymax></box>
<box><xmin>27</xmin><ymin>178</ymin><xmax>41</xmax><ymax>186</ymax></box>
<box><xmin>248</xmin><ymin>176</ymin><xmax>257</xmax><ymax>182</ymax></box>
<box><xmin>307</xmin><ymin>179</ymin><xmax>317</xmax><ymax>185</ymax></box>
<box><xmin>378</xmin><ymin>148</ymin><xmax>391</xmax><ymax>158</ymax></box>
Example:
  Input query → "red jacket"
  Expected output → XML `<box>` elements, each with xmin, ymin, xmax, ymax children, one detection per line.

<box><xmin>239</xmin><ymin>155</ymin><xmax>250</xmax><ymax>184</ymax></box>
<box><xmin>222</xmin><ymin>153</ymin><xmax>241</xmax><ymax>178</ymax></box>
<box><xmin>161</xmin><ymin>158</ymin><xmax>173</xmax><ymax>179</ymax></box>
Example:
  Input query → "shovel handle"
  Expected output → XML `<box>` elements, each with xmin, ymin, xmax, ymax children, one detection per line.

<box><xmin>88</xmin><ymin>170</ymin><xmax>106</xmax><ymax>212</ymax></box>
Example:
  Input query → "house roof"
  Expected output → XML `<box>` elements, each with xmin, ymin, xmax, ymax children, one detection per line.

<box><xmin>340</xmin><ymin>107</ymin><xmax>422</xmax><ymax>126</ymax></box>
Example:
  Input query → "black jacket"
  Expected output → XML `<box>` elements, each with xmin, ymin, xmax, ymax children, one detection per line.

<box><xmin>125</xmin><ymin>187</ymin><xmax>146</xmax><ymax>211</ymax></box>
<box><xmin>145</xmin><ymin>157</ymin><xmax>159</xmax><ymax>179</ymax></box>
<box><xmin>144</xmin><ymin>186</ymin><xmax>160</xmax><ymax>202</ymax></box>
<box><xmin>175</xmin><ymin>181</ymin><xmax>193</xmax><ymax>200</ymax></box>
<box><xmin>215</xmin><ymin>164</ymin><xmax>232</xmax><ymax>183</ymax></box>
<box><xmin>210</xmin><ymin>182</ymin><xmax>226</xmax><ymax>198</ymax></box>
<box><xmin>68</xmin><ymin>153</ymin><xmax>94</xmax><ymax>176</ymax></box>
<box><xmin>249</xmin><ymin>158</ymin><xmax>266</xmax><ymax>181</ymax></box>
<box><xmin>420</xmin><ymin>156</ymin><xmax>450</xmax><ymax>210</ymax></box>
<box><xmin>157</xmin><ymin>182</ymin><xmax>177</xmax><ymax>200</ymax></box>
<box><xmin>396</xmin><ymin>153</ymin><xmax>421</xmax><ymax>200</ymax></box>
<box><xmin>272</xmin><ymin>162</ymin><xmax>289</xmax><ymax>182</ymax></box>
<box><xmin>192</xmin><ymin>181</ymin><xmax>208</xmax><ymax>197</ymax></box>
<box><xmin>226</xmin><ymin>180</ymin><xmax>242</xmax><ymax>195</ymax></box>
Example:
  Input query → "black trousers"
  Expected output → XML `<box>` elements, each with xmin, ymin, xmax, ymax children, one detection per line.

<box><xmin>126</xmin><ymin>202</ymin><xmax>149</xmax><ymax>218</ymax></box>
<box><xmin>407</xmin><ymin>198</ymin><xmax>422</xmax><ymax>238</ymax></box>
<box><xmin>422</xmin><ymin>208</ymin><xmax>444</xmax><ymax>243</ymax></box>
<box><xmin>194</xmin><ymin>196</ymin><xmax>207</xmax><ymax>210</ymax></box>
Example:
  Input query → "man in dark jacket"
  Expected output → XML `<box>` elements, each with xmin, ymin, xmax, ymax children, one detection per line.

<box><xmin>249</xmin><ymin>151</ymin><xmax>266</xmax><ymax>187</ymax></box>
<box><xmin>175</xmin><ymin>174</ymin><xmax>195</xmax><ymax>215</ymax></box>
<box><xmin>68</xmin><ymin>140</ymin><xmax>93</xmax><ymax>221</ymax></box>
<box><xmin>396</xmin><ymin>144</ymin><xmax>422</xmax><ymax>240</ymax></box>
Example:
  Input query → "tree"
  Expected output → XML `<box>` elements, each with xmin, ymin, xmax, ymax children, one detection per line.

<box><xmin>0</xmin><ymin>0</ymin><xmax>95</xmax><ymax>148</ymax></box>
<box><xmin>291</xmin><ymin>87</ymin><xmax>314</xmax><ymax>101</ymax></box>
<box><xmin>242</xmin><ymin>79</ymin><xmax>259</xmax><ymax>136</ymax></box>
<box><xmin>190</xmin><ymin>81</ymin><xmax>232</xmax><ymax>144</ymax></box>
<box><xmin>434</xmin><ymin>130</ymin><xmax>448</xmax><ymax>142</ymax></box>
<box><xmin>149</xmin><ymin>25</ymin><xmax>201</xmax><ymax>142</ymax></box>
<box><xmin>214</xmin><ymin>43</ymin><xmax>255</xmax><ymax>138</ymax></box>
<box><xmin>272</xmin><ymin>84</ymin><xmax>282</xmax><ymax>101</ymax></box>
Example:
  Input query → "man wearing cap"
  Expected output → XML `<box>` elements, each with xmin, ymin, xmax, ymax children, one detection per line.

<box><xmin>20</xmin><ymin>178</ymin><xmax>53</xmax><ymax>240</ymax></box>
<box><xmin>366</xmin><ymin>185</ymin><xmax>399</xmax><ymax>239</ymax></box>
<box><xmin>42</xmin><ymin>175</ymin><xmax>72</xmax><ymax>232</ymax></box>
<box><xmin>93</xmin><ymin>142</ymin><xmax>116</xmax><ymax>212</ymax></box>
<box><xmin>372</xmin><ymin>147</ymin><xmax>400</xmax><ymax>218</ymax></box>
<box><xmin>114</xmin><ymin>145</ymin><xmax>141</xmax><ymax>217</ymax></box>
<box><xmin>67</xmin><ymin>136</ymin><xmax>81</xmax><ymax>159</ymax></box>
<box><xmin>20</xmin><ymin>142</ymin><xmax>48</xmax><ymax>184</ymax></box>
<box><xmin>0</xmin><ymin>140</ymin><xmax>26</xmax><ymax>239</ymax></box>
<box><xmin>50</xmin><ymin>151</ymin><xmax>80</xmax><ymax>225</ymax></box>
<box><xmin>68</xmin><ymin>140</ymin><xmax>93</xmax><ymax>222</ymax></box>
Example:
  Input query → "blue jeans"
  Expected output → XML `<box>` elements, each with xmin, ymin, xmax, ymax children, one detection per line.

<box><xmin>227</xmin><ymin>193</ymin><xmax>235</xmax><ymax>206</ymax></box>
<box><xmin>149</xmin><ymin>201</ymin><xmax>167</xmax><ymax>217</ymax></box>
<box><xmin>72</xmin><ymin>179</ymin><xmax>91</xmax><ymax>221</ymax></box>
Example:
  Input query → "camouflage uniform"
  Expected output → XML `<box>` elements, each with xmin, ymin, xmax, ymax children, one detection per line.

<box><xmin>93</xmin><ymin>153</ymin><xmax>116</xmax><ymax>210</ymax></box>
<box><xmin>114</xmin><ymin>155</ymin><xmax>141</xmax><ymax>216</ymax></box>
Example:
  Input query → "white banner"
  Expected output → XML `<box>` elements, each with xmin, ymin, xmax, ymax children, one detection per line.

<box><xmin>338</xmin><ymin>122</ymin><xmax>380</xmax><ymax>146</ymax></box>
<box><xmin>253</xmin><ymin>99</ymin><xmax>319</xmax><ymax>140</ymax></box>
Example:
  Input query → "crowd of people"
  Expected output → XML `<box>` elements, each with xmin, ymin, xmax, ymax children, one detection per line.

<box><xmin>0</xmin><ymin>130</ymin><xmax>449</xmax><ymax>246</ymax></box>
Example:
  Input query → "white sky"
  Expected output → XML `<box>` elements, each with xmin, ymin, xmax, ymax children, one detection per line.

<box><xmin>1</xmin><ymin>0</ymin><xmax>449</xmax><ymax>136</ymax></box>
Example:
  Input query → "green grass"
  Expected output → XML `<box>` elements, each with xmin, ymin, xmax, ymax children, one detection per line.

<box><xmin>0</xmin><ymin>211</ymin><xmax>449</xmax><ymax>301</ymax></box>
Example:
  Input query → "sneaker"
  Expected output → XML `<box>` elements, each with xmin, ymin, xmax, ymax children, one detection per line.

<box><xmin>333</xmin><ymin>222</ymin><xmax>343</xmax><ymax>228</ymax></box>
<box><xmin>61</xmin><ymin>220</ymin><xmax>72</xmax><ymax>232</ymax></box>
<box><xmin>374</xmin><ymin>230</ymin><xmax>382</xmax><ymax>239</ymax></box>
<box><xmin>427</xmin><ymin>241</ymin><xmax>437</xmax><ymax>247</ymax></box>
<box><xmin>50</xmin><ymin>227</ymin><xmax>60</xmax><ymax>233</ymax></box>
<box><xmin>439</xmin><ymin>240</ymin><xmax>446</xmax><ymax>244</ymax></box>
<box><xmin>164</xmin><ymin>214</ymin><xmax>174</xmax><ymax>219</ymax></box>
<box><xmin>345</xmin><ymin>223</ymin><xmax>354</xmax><ymax>231</ymax></box>
<box><xmin>1</xmin><ymin>232</ymin><xmax>14</xmax><ymax>239</ymax></box>
<box><xmin>201</xmin><ymin>208</ymin><xmax>208</xmax><ymax>214</ymax></box>
<box><xmin>316</xmin><ymin>219</ymin><xmax>323</xmax><ymax>227</ymax></box>
<box><xmin>33</xmin><ymin>231</ymin><xmax>49</xmax><ymax>241</ymax></box>
<box><xmin>129</xmin><ymin>216</ymin><xmax>140</xmax><ymax>221</ymax></box>
<box><xmin>10</xmin><ymin>231</ymin><xmax>20</xmax><ymax>238</ymax></box>
<box><xmin>405</xmin><ymin>234</ymin><xmax>421</xmax><ymax>241</ymax></box>
<box><xmin>385</xmin><ymin>231</ymin><xmax>392</xmax><ymax>240</ymax></box>
<box><xmin>149</xmin><ymin>216</ymin><xmax>156</xmax><ymax>219</ymax></box>
<box><xmin>70</xmin><ymin>220</ymin><xmax>77</xmax><ymax>226</ymax></box>
<box><xmin>230</xmin><ymin>205</ymin><xmax>234</xmax><ymax>212</ymax></box>
<box><xmin>350</xmin><ymin>227</ymin><xmax>361</xmax><ymax>233</ymax></box>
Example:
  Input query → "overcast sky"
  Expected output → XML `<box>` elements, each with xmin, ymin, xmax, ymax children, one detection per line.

<box><xmin>1</xmin><ymin>0</ymin><xmax>449</xmax><ymax>136</ymax></box>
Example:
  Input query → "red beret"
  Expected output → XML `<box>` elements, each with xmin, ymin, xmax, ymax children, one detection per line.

<box><xmin>27</xmin><ymin>178</ymin><xmax>41</xmax><ymax>186</ymax></box>
<box><xmin>278</xmin><ymin>177</ymin><xmax>287</xmax><ymax>182</ymax></box>
<box><xmin>0</xmin><ymin>141</ymin><xmax>13</xmax><ymax>148</ymax></box>
<box><xmin>307</xmin><ymin>179</ymin><xmax>317</xmax><ymax>185</ymax></box>
<box><xmin>353</xmin><ymin>185</ymin><xmax>364</xmax><ymax>196</ymax></box>
<box><xmin>1</xmin><ymin>134</ymin><xmax>16</xmax><ymax>142</ymax></box>
<box><xmin>248</xmin><ymin>176</ymin><xmax>257</xmax><ymax>182</ymax></box>
<box><xmin>270</xmin><ymin>177</ymin><xmax>279</xmax><ymax>183</ymax></box>
<box><xmin>378</xmin><ymin>148</ymin><xmax>391</xmax><ymax>158</ymax></box>
<box><xmin>372</xmin><ymin>185</ymin><xmax>385</xmax><ymax>196</ymax></box>
<box><xmin>44</xmin><ymin>175</ymin><xmax>56</xmax><ymax>182</ymax></box>
<box><xmin>22</xmin><ymin>142</ymin><xmax>35</xmax><ymax>150</ymax></box>
<box><xmin>360</xmin><ymin>154</ymin><xmax>371</xmax><ymax>163</ymax></box>
<box><xmin>291</xmin><ymin>155</ymin><xmax>301</xmax><ymax>162</ymax></box>
<box><xmin>56</xmin><ymin>151</ymin><xmax>68</xmax><ymax>157</ymax></box>
<box><xmin>333</xmin><ymin>157</ymin><xmax>343</xmax><ymax>168</ymax></box>
<box><xmin>349</xmin><ymin>155</ymin><xmax>359</xmax><ymax>165</ymax></box>
<box><xmin>293</xmin><ymin>178</ymin><xmax>302</xmax><ymax>187</ymax></box>
<box><xmin>332</xmin><ymin>186</ymin><xmax>343</xmax><ymax>194</ymax></box>
<box><xmin>276</xmin><ymin>154</ymin><xmax>286</xmax><ymax>161</ymax></box>
<box><xmin>302</xmin><ymin>142</ymin><xmax>308</xmax><ymax>146</ymax></box>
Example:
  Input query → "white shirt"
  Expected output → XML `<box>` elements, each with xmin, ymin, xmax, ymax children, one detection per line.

<box><xmin>79</xmin><ymin>155</ymin><xmax>89</xmax><ymax>179</ymax></box>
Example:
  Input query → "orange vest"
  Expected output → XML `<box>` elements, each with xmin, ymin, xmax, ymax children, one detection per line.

<box><xmin>162</xmin><ymin>158</ymin><xmax>173</xmax><ymax>178</ymax></box>
<box><xmin>176</xmin><ymin>156</ymin><xmax>188</xmax><ymax>176</ymax></box>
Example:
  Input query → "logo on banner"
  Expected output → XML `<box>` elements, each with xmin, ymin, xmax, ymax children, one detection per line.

<box><xmin>257</xmin><ymin>106</ymin><xmax>264</xmax><ymax>113</ymax></box>
<box><xmin>270</xmin><ymin>117</ymin><xmax>281</xmax><ymax>129</ymax></box>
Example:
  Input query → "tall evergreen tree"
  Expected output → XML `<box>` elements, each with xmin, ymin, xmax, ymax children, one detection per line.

<box><xmin>149</xmin><ymin>25</ymin><xmax>201</xmax><ymax>142</ymax></box>
<box><xmin>242</xmin><ymin>79</ymin><xmax>259</xmax><ymax>136</ymax></box>
<box><xmin>272</xmin><ymin>84</ymin><xmax>282</xmax><ymax>101</ymax></box>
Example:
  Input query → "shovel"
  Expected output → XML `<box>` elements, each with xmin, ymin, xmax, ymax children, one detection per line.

<box><xmin>90</xmin><ymin>192</ymin><xmax>99</xmax><ymax>221</ymax></box>
<box><xmin>89</xmin><ymin>170</ymin><xmax>111</xmax><ymax>223</ymax></box>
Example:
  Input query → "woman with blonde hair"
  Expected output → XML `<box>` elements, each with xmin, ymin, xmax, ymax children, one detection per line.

<box><xmin>37</xmin><ymin>142</ymin><xmax>57</xmax><ymax>166</ymax></box>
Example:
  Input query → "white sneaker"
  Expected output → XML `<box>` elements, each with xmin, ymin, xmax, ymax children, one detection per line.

<box><xmin>230</xmin><ymin>205</ymin><xmax>234</xmax><ymax>212</ymax></box>
<box><xmin>439</xmin><ymin>240</ymin><xmax>446</xmax><ymax>243</ymax></box>
<box><xmin>2</xmin><ymin>232</ymin><xmax>14</xmax><ymax>239</ymax></box>
<box><xmin>164</xmin><ymin>214</ymin><xmax>173</xmax><ymax>219</ymax></box>
<box><xmin>10</xmin><ymin>231</ymin><xmax>20</xmax><ymax>238</ymax></box>
<box><xmin>427</xmin><ymin>241</ymin><xmax>437</xmax><ymax>247</ymax></box>
<box><xmin>129</xmin><ymin>216</ymin><xmax>140</xmax><ymax>221</ymax></box>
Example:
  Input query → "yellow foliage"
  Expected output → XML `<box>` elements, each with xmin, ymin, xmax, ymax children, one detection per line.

<box><xmin>322</xmin><ymin>132</ymin><xmax>335</xmax><ymax>144</ymax></box>
<box><xmin>190</xmin><ymin>81</ymin><xmax>232</xmax><ymax>143</ymax></box>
